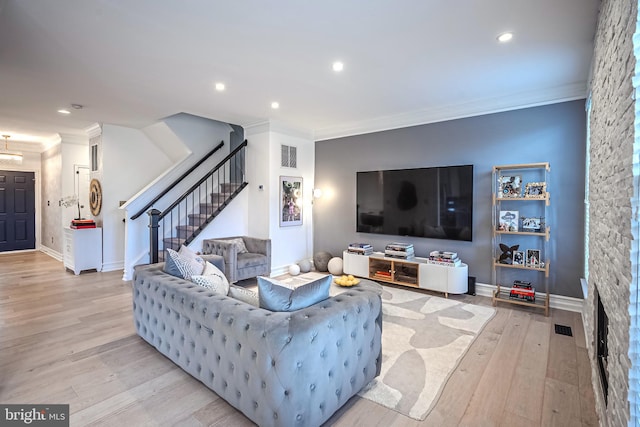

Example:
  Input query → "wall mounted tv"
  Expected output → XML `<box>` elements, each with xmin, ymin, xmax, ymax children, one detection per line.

<box><xmin>356</xmin><ymin>165</ymin><xmax>473</xmax><ymax>241</ymax></box>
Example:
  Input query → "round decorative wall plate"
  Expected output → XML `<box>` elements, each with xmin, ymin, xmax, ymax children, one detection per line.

<box><xmin>89</xmin><ymin>178</ymin><xmax>102</xmax><ymax>216</ymax></box>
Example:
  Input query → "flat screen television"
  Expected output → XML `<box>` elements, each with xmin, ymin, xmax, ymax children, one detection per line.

<box><xmin>356</xmin><ymin>165</ymin><xmax>473</xmax><ymax>241</ymax></box>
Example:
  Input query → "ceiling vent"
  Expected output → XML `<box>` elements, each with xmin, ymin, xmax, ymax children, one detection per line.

<box><xmin>281</xmin><ymin>145</ymin><xmax>297</xmax><ymax>168</ymax></box>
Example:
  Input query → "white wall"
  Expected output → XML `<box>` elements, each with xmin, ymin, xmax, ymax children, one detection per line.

<box><xmin>246</xmin><ymin>121</ymin><xmax>315</xmax><ymax>275</ymax></box>
<box><xmin>101</xmin><ymin>124</ymin><xmax>173</xmax><ymax>272</ymax></box>
<box><xmin>245</xmin><ymin>124</ymin><xmax>272</xmax><ymax>239</ymax></box>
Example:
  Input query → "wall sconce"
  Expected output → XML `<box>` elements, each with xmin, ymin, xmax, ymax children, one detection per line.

<box><xmin>313</xmin><ymin>188</ymin><xmax>323</xmax><ymax>199</ymax></box>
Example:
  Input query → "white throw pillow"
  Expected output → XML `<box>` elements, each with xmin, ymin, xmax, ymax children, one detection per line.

<box><xmin>228</xmin><ymin>284</ymin><xmax>259</xmax><ymax>306</ymax></box>
<box><xmin>190</xmin><ymin>261</ymin><xmax>230</xmax><ymax>295</ymax></box>
<box><xmin>165</xmin><ymin>248</ymin><xmax>205</xmax><ymax>279</ymax></box>
<box><xmin>179</xmin><ymin>245</ymin><xmax>205</xmax><ymax>266</ymax></box>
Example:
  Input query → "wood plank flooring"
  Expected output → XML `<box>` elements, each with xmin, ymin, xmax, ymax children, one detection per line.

<box><xmin>0</xmin><ymin>251</ymin><xmax>599</xmax><ymax>426</ymax></box>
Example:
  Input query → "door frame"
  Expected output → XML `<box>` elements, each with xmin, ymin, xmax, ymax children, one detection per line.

<box><xmin>0</xmin><ymin>164</ymin><xmax>42</xmax><ymax>255</ymax></box>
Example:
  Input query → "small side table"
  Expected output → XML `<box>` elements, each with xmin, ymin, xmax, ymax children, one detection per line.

<box><xmin>63</xmin><ymin>227</ymin><xmax>102</xmax><ymax>275</ymax></box>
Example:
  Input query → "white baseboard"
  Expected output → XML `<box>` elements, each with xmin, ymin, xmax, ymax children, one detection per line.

<box><xmin>39</xmin><ymin>246</ymin><xmax>62</xmax><ymax>261</ymax></box>
<box><xmin>476</xmin><ymin>282</ymin><xmax>584</xmax><ymax>313</ymax></box>
<box><xmin>271</xmin><ymin>265</ymin><xmax>289</xmax><ymax>278</ymax></box>
<box><xmin>122</xmin><ymin>250</ymin><xmax>150</xmax><ymax>281</ymax></box>
<box><xmin>101</xmin><ymin>260</ymin><xmax>124</xmax><ymax>273</ymax></box>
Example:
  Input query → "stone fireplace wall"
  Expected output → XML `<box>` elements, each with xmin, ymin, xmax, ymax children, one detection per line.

<box><xmin>587</xmin><ymin>0</ymin><xmax>638</xmax><ymax>426</ymax></box>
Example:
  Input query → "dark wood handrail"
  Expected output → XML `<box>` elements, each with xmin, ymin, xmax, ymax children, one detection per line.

<box><xmin>158</xmin><ymin>140</ymin><xmax>247</xmax><ymax>220</ymax></box>
<box><xmin>130</xmin><ymin>141</ymin><xmax>225</xmax><ymax>220</ymax></box>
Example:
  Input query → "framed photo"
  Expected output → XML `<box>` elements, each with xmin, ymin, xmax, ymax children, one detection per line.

<box><xmin>498</xmin><ymin>210</ymin><xmax>519</xmax><ymax>232</ymax></box>
<box><xmin>498</xmin><ymin>175</ymin><xmax>522</xmax><ymax>198</ymax></box>
<box><xmin>280</xmin><ymin>176</ymin><xmax>303</xmax><ymax>227</ymax></box>
<box><xmin>522</xmin><ymin>216</ymin><xmax>543</xmax><ymax>231</ymax></box>
<box><xmin>526</xmin><ymin>249</ymin><xmax>541</xmax><ymax>267</ymax></box>
<box><xmin>524</xmin><ymin>182</ymin><xmax>546</xmax><ymax>198</ymax></box>
<box><xmin>512</xmin><ymin>250</ymin><xmax>525</xmax><ymax>265</ymax></box>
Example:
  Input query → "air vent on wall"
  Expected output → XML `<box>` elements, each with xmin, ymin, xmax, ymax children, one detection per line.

<box><xmin>281</xmin><ymin>145</ymin><xmax>297</xmax><ymax>168</ymax></box>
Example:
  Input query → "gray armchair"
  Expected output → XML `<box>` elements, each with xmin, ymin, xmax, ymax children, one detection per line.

<box><xmin>202</xmin><ymin>236</ymin><xmax>271</xmax><ymax>282</ymax></box>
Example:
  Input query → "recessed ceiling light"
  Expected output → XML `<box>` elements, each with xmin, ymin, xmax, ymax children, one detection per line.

<box><xmin>71</xmin><ymin>103</ymin><xmax>83</xmax><ymax>110</ymax></box>
<box><xmin>271</xmin><ymin>102</ymin><xmax>280</xmax><ymax>109</ymax></box>
<box><xmin>497</xmin><ymin>32</ymin><xmax>513</xmax><ymax>43</ymax></box>
<box><xmin>57</xmin><ymin>109</ymin><xmax>71</xmax><ymax>115</ymax></box>
<box><xmin>332</xmin><ymin>61</ymin><xmax>344</xmax><ymax>72</ymax></box>
<box><xmin>215</xmin><ymin>82</ymin><xmax>225</xmax><ymax>91</ymax></box>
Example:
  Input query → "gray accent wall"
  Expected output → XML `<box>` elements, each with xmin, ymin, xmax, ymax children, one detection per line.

<box><xmin>314</xmin><ymin>100</ymin><xmax>586</xmax><ymax>298</ymax></box>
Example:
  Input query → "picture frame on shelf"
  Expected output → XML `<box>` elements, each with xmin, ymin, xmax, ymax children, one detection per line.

<box><xmin>498</xmin><ymin>175</ymin><xmax>522</xmax><ymax>198</ymax></box>
<box><xmin>524</xmin><ymin>182</ymin><xmax>547</xmax><ymax>199</ymax></box>
<box><xmin>522</xmin><ymin>216</ymin><xmax>544</xmax><ymax>231</ymax></box>
<box><xmin>526</xmin><ymin>249</ymin><xmax>541</xmax><ymax>267</ymax></box>
<box><xmin>498</xmin><ymin>210</ymin><xmax>519</xmax><ymax>232</ymax></box>
<box><xmin>512</xmin><ymin>250</ymin><xmax>524</xmax><ymax>265</ymax></box>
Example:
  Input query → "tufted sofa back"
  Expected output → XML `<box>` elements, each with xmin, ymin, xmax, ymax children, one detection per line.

<box><xmin>132</xmin><ymin>263</ymin><xmax>382</xmax><ymax>427</ymax></box>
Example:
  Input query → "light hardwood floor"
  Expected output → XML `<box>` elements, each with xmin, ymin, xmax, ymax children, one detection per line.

<box><xmin>0</xmin><ymin>251</ymin><xmax>598</xmax><ymax>426</ymax></box>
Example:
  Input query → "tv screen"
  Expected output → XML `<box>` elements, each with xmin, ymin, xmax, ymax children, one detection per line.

<box><xmin>356</xmin><ymin>165</ymin><xmax>473</xmax><ymax>241</ymax></box>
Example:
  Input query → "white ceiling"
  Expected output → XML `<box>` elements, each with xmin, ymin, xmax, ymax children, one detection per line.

<box><xmin>0</xmin><ymin>0</ymin><xmax>600</xmax><ymax>150</ymax></box>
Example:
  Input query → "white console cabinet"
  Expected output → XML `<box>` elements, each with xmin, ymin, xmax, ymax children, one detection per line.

<box><xmin>64</xmin><ymin>227</ymin><xmax>103</xmax><ymax>275</ymax></box>
<box><xmin>343</xmin><ymin>251</ymin><xmax>468</xmax><ymax>297</ymax></box>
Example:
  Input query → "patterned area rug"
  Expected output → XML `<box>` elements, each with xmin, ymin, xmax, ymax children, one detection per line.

<box><xmin>358</xmin><ymin>285</ymin><xmax>495</xmax><ymax>421</ymax></box>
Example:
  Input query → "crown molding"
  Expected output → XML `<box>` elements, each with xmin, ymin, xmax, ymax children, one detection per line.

<box><xmin>85</xmin><ymin>123</ymin><xmax>102</xmax><ymax>138</ymax></box>
<box><xmin>313</xmin><ymin>83</ymin><xmax>588</xmax><ymax>141</ymax></box>
<box><xmin>244</xmin><ymin>120</ymin><xmax>271</xmax><ymax>136</ymax></box>
<box><xmin>59</xmin><ymin>133</ymin><xmax>89</xmax><ymax>145</ymax></box>
<box><xmin>244</xmin><ymin>119</ymin><xmax>314</xmax><ymax>140</ymax></box>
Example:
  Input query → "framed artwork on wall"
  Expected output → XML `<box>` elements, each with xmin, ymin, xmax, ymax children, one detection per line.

<box><xmin>280</xmin><ymin>176</ymin><xmax>303</xmax><ymax>227</ymax></box>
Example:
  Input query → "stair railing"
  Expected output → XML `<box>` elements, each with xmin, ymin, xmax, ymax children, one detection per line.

<box><xmin>148</xmin><ymin>140</ymin><xmax>248</xmax><ymax>263</ymax></box>
<box><xmin>130</xmin><ymin>141</ymin><xmax>225</xmax><ymax>220</ymax></box>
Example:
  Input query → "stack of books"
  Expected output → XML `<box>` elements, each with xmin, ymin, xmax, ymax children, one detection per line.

<box><xmin>384</xmin><ymin>242</ymin><xmax>414</xmax><ymax>259</ymax></box>
<box><xmin>509</xmin><ymin>280</ymin><xmax>535</xmax><ymax>302</ymax></box>
<box><xmin>71</xmin><ymin>219</ymin><xmax>96</xmax><ymax>229</ymax></box>
<box><xmin>428</xmin><ymin>250</ymin><xmax>461</xmax><ymax>267</ymax></box>
<box><xmin>347</xmin><ymin>243</ymin><xmax>373</xmax><ymax>256</ymax></box>
<box><xmin>372</xmin><ymin>269</ymin><xmax>392</xmax><ymax>280</ymax></box>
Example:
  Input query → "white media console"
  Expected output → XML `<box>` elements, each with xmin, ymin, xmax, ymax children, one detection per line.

<box><xmin>343</xmin><ymin>250</ymin><xmax>468</xmax><ymax>297</ymax></box>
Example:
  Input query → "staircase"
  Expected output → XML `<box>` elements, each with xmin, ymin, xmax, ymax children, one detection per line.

<box><xmin>139</xmin><ymin>140</ymin><xmax>248</xmax><ymax>263</ymax></box>
<box><xmin>160</xmin><ymin>182</ymin><xmax>246</xmax><ymax>257</ymax></box>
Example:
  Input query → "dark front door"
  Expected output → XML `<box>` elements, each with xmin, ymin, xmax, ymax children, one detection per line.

<box><xmin>0</xmin><ymin>170</ymin><xmax>36</xmax><ymax>251</ymax></box>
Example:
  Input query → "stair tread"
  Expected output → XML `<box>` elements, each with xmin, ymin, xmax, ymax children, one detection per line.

<box><xmin>158</xmin><ymin>181</ymin><xmax>247</xmax><ymax>251</ymax></box>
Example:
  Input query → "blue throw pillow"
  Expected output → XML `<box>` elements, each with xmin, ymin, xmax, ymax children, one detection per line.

<box><xmin>257</xmin><ymin>275</ymin><xmax>331</xmax><ymax>312</ymax></box>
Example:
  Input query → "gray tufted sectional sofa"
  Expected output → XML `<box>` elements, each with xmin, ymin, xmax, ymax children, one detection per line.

<box><xmin>132</xmin><ymin>262</ymin><xmax>382</xmax><ymax>427</ymax></box>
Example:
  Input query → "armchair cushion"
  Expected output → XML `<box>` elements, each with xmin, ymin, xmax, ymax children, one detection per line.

<box><xmin>257</xmin><ymin>274</ymin><xmax>331</xmax><ymax>312</ymax></box>
<box><xmin>223</xmin><ymin>237</ymin><xmax>248</xmax><ymax>253</ymax></box>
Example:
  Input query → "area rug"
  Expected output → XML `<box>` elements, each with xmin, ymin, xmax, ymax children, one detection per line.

<box><xmin>357</xmin><ymin>285</ymin><xmax>495</xmax><ymax>421</ymax></box>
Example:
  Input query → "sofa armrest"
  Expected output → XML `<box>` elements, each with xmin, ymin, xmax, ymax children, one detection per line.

<box><xmin>200</xmin><ymin>254</ymin><xmax>225</xmax><ymax>274</ymax></box>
